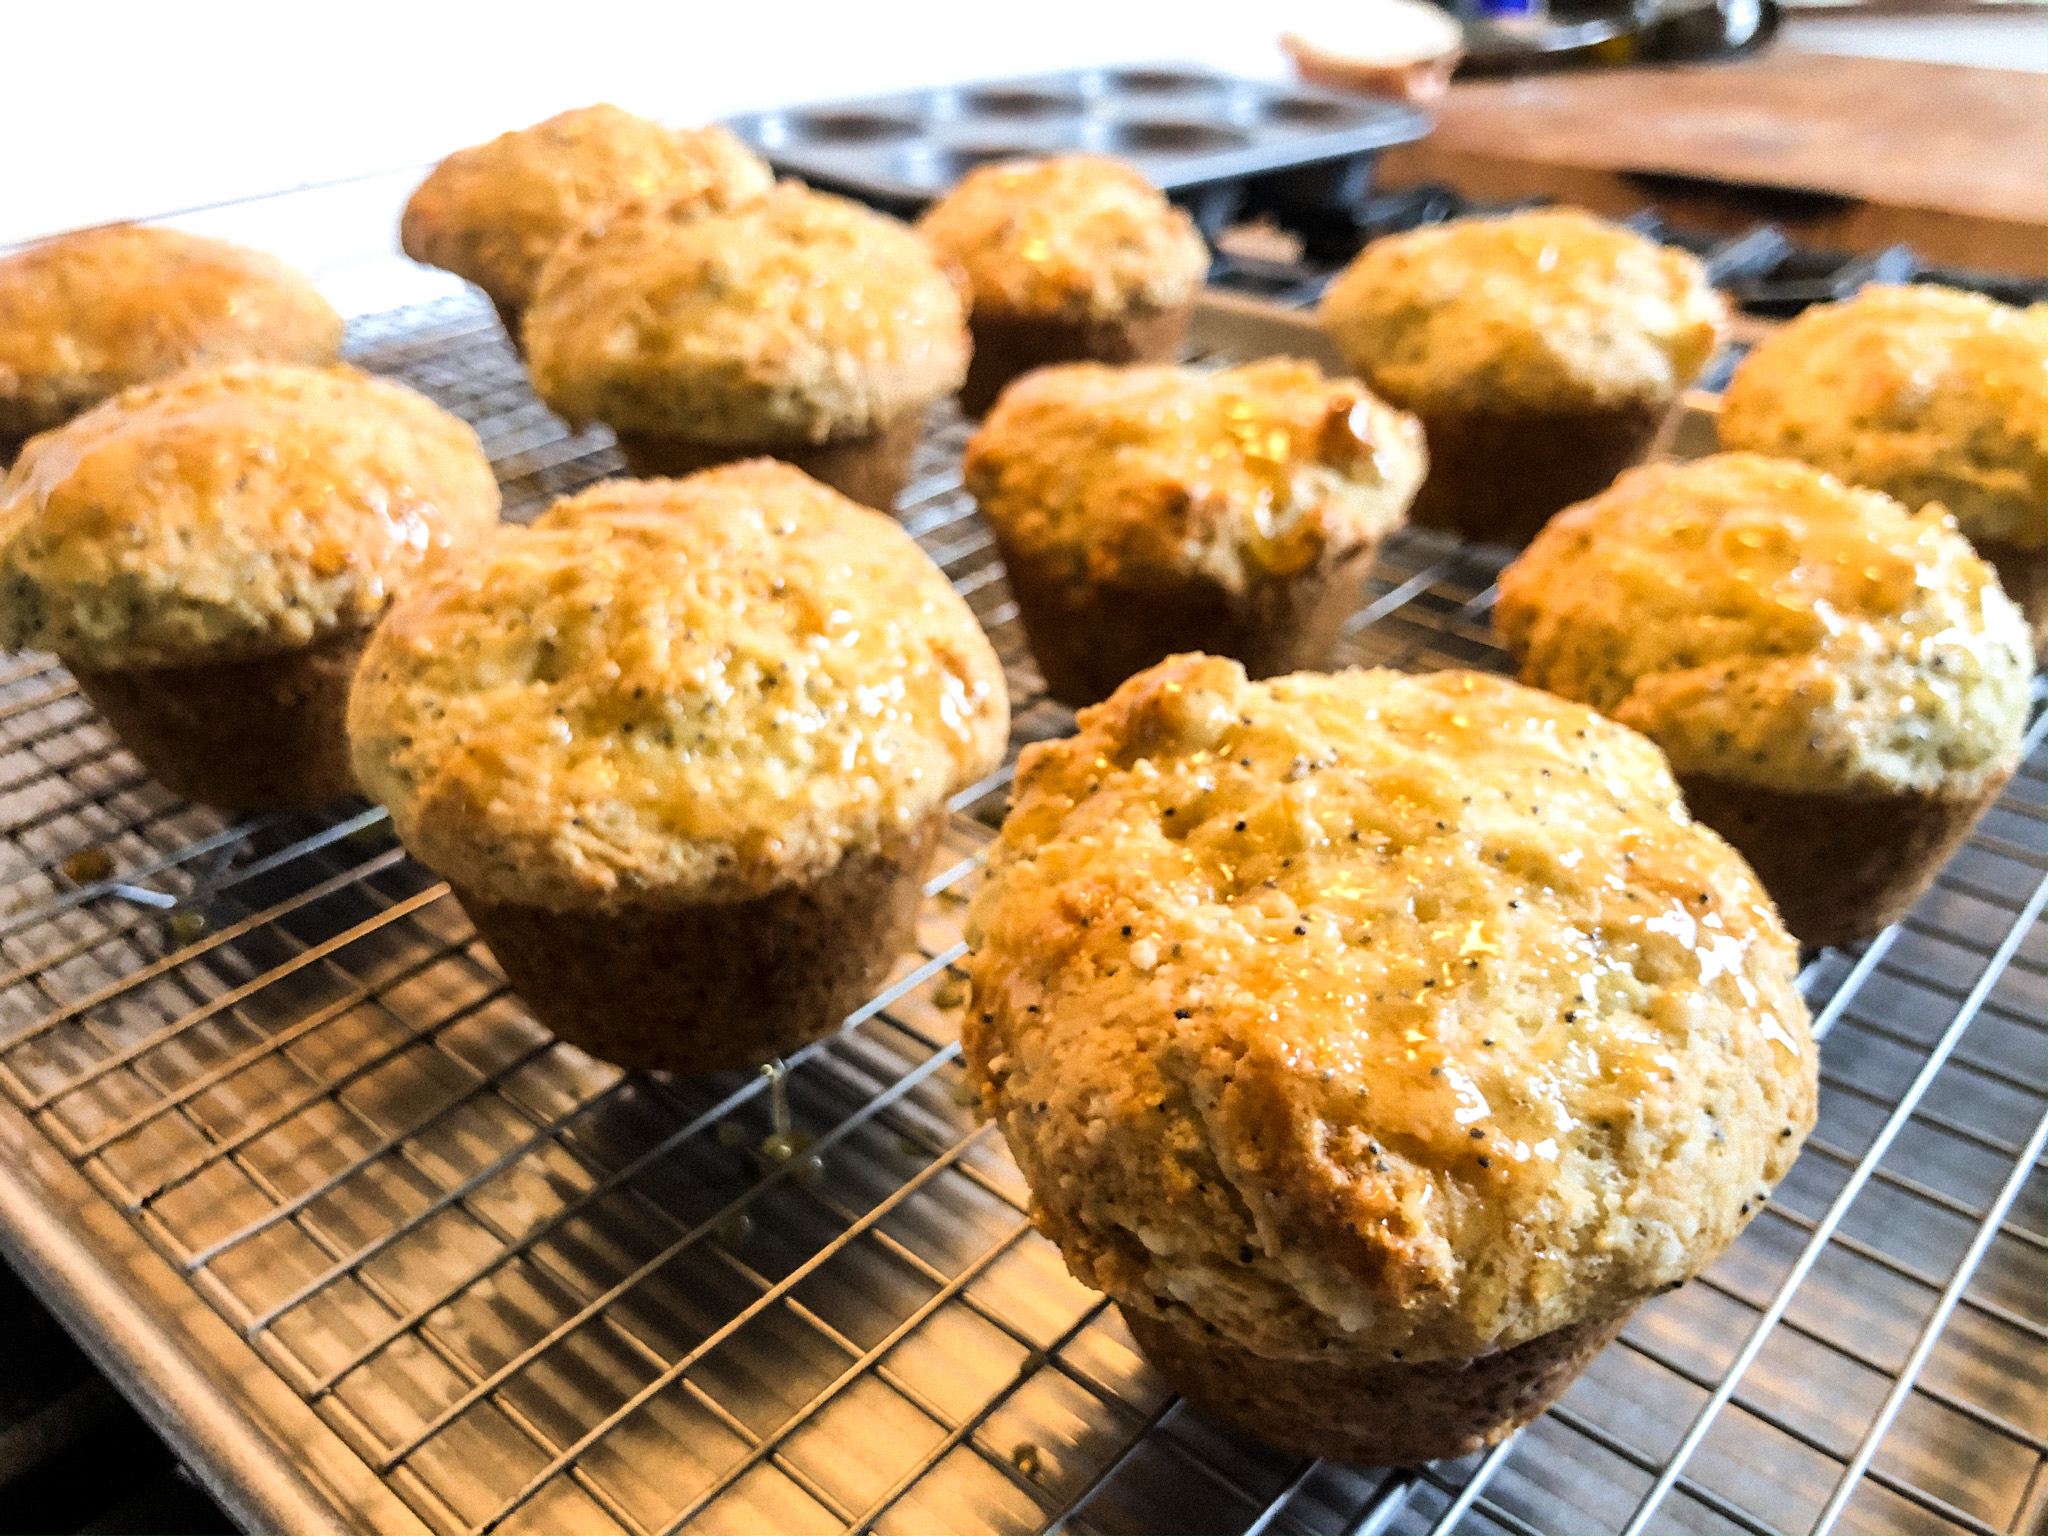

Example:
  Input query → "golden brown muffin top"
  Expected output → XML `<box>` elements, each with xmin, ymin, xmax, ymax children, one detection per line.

<box><xmin>0</xmin><ymin>225</ymin><xmax>343</xmax><ymax>447</ymax></box>
<box><xmin>527</xmin><ymin>183</ymin><xmax>971</xmax><ymax>444</ymax></box>
<box><xmin>1496</xmin><ymin>453</ymin><xmax>2033</xmax><ymax>797</ymax></box>
<box><xmin>1318</xmin><ymin>209</ymin><xmax>1726</xmax><ymax>409</ymax></box>
<box><xmin>964</xmin><ymin>359</ymin><xmax>1424</xmax><ymax>591</ymax></box>
<box><xmin>966</xmin><ymin>656</ymin><xmax>1815</xmax><ymax>1364</ymax></box>
<box><xmin>918</xmin><ymin>154</ymin><xmax>1211</xmax><ymax>322</ymax></box>
<box><xmin>0</xmin><ymin>364</ymin><xmax>500</xmax><ymax>670</ymax></box>
<box><xmin>399</xmin><ymin>104</ymin><xmax>773</xmax><ymax>314</ymax></box>
<box><xmin>1719</xmin><ymin>285</ymin><xmax>2048</xmax><ymax>553</ymax></box>
<box><xmin>348</xmin><ymin>462</ymin><xmax>1009</xmax><ymax>912</ymax></box>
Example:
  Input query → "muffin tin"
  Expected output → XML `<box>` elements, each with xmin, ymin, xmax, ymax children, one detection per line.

<box><xmin>724</xmin><ymin>64</ymin><xmax>1432</xmax><ymax>230</ymax></box>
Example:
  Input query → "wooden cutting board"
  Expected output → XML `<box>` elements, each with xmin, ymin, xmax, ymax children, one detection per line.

<box><xmin>1376</xmin><ymin>52</ymin><xmax>2048</xmax><ymax>276</ymax></box>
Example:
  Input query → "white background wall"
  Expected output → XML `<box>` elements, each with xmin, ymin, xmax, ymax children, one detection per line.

<box><xmin>0</xmin><ymin>2</ymin><xmax>1307</xmax><ymax>247</ymax></box>
<box><xmin>4</xmin><ymin>0</ymin><xmax>2040</xmax><ymax>313</ymax></box>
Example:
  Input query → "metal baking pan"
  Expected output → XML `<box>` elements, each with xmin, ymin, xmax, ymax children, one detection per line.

<box><xmin>0</xmin><ymin>289</ymin><xmax>2040</xmax><ymax>1536</ymax></box>
<box><xmin>723</xmin><ymin>65</ymin><xmax>1432</xmax><ymax>230</ymax></box>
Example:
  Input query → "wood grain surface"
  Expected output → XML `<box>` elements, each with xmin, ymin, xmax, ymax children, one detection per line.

<box><xmin>1378</xmin><ymin>53</ymin><xmax>2048</xmax><ymax>275</ymax></box>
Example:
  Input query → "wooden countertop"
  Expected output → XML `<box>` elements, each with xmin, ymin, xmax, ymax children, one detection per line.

<box><xmin>1379</xmin><ymin>52</ymin><xmax>2048</xmax><ymax>275</ymax></box>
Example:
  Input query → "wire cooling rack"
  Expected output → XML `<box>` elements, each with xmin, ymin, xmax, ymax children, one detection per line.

<box><xmin>0</xmin><ymin>291</ymin><xmax>2041</xmax><ymax>1536</ymax></box>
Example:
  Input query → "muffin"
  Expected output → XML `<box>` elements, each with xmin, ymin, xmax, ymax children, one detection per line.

<box><xmin>347</xmin><ymin>461</ymin><xmax>1008</xmax><ymax>1074</ymax></box>
<box><xmin>1496</xmin><ymin>453</ymin><xmax>2033</xmax><ymax>947</ymax></box>
<box><xmin>399</xmin><ymin>104</ymin><xmax>772</xmax><ymax>348</ymax></box>
<box><xmin>1718</xmin><ymin>284</ymin><xmax>2048</xmax><ymax>650</ymax></box>
<box><xmin>918</xmin><ymin>155</ymin><xmax>1211</xmax><ymax>416</ymax></box>
<box><xmin>965</xmin><ymin>655</ymin><xmax>1817</xmax><ymax>1466</ymax></box>
<box><xmin>0</xmin><ymin>364</ymin><xmax>500</xmax><ymax>811</ymax></box>
<box><xmin>527</xmin><ymin>183</ymin><xmax>969</xmax><ymax>510</ymax></box>
<box><xmin>0</xmin><ymin>224</ymin><xmax>342</xmax><ymax>462</ymax></box>
<box><xmin>964</xmin><ymin>358</ymin><xmax>1424</xmax><ymax>706</ymax></box>
<box><xmin>1319</xmin><ymin>209</ymin><xmax>1726</xmax><ymax>547</ymax></box>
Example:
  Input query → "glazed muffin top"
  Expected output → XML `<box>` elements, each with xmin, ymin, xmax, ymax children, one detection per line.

<box><xmin>1318</xmin><ymin>209</ymin><xmax>1726</xmax><ymax>410</ymax></box>
<box><xmin>0</xmin><ymin>364</ymin><xmax>500</xmax><ymax>670</ymax></box>
<box><xmin>527</xmin><ymin>183</ymin><xmax>970</xmax><ymax>444</ymax></box>
<box><xmin>399</xmin><ymin>104</ymin><xmax>773</xmax><ymax>314</ymax></box>
<box><xmin>963</xmin><ymin>359</ymin><xmax>1425</xmax><ymax>590</ymax></box>
<box><xmin>1495</xmin><ymin>453</ymin><xmax>2033</xmax><ymax>798</ymax></box>
<box><xmin>966</xmin><ymin>655</ymin><xmax>1815</xmax><ymax>1364</ymax></box>
<box><xmin>348</xmin><ymin>462</ymin><xmax>1009</xmax><ymax>912</ymax></box>
<box><xmin>1719</xmin><ymin>285</ymin><xmax>2048</xmax><ymax>552</ymax></box>
<box><xmin>0</xmin><ymin>225</ymin><xmax>343</xmax><ymax>448</ymax></box>
<box><xmin>918</xmin><ymin>154</ymin><xmax>1211</xmax><ymax>322</ymax></box>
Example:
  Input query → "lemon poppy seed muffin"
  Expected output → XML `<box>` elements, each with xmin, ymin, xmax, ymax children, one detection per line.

<box><xmin>0</xmin><ymin>225</ymin><xmax>342</xmax><ymax>461</ymax></box>
<box><xmin>965</xmin><ymin>656</ymin><xmax>1816</xmax><ymax>1465</ymax></box>
<box><xmin>1496</xmin><ymin>453</ymin><xmax>2033</xmax><ymax>946</ymax></box>
<box><xmin>964</xmin><ymin>358</ymin><xmax>1425</xmax><ymax>705</ymax></box>
<box><xmin>1319</xmin><ymin>209</ymin><xmax>1726</xmax><ymax>546</ymax></box>
<box><xmin>348</xmin><ymin>461</ymin><xmax>1008</xmax><ymax>1073</ymax></box>
<box><xmin>918</xmin><ymin>155</ymin><xmax>1211</xmax><ymax>416</ymax></box>
<box><xmin>527</xmin><ymin>183</ymin><xmax>970</xmax><ymax>510</ymax></box>
<box><xmin>0</xmin><ymin>363</ymin><xmax>500</xmax><ymax>810</ymax></box>
<box><xmin>399</xmin><ymin>104</ymin><xmax>773</xmax><ymax>347</ymax></box>
<box><xmin>1719</xmin><ymin>285</ymin><xmax>2048</xmax><ymax>648</ymax></box>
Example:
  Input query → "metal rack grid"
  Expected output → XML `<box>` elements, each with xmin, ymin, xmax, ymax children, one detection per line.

<box><xmin>0</xmin><ymin>291</ymin><xmax>2040</xmax><ymax>1536</ymax></box>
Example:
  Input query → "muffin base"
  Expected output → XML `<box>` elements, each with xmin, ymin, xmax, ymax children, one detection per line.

<box><xmin>998</xmin><ymin>538</ymin><xmax>1383</xmax><ymax>708</ymax></box>
<box><xmin>1402</xmin><ymin>398</ymin><xmax>1670</xmax><ymax>548</ymax></box>
<box><xmin>1120</xmin><ymin>1304</ymin><xmax>1630</xmax><ymax>1467</ymax></box>
<box><xmin>68</xmin><ymin>626</ymin><xmax>370</xmax><ymax>813</ymax></box>
<box><xmin>613</xmin><ymin>413</ymin><xmax>926</xmax><ymax>512</ymax></box>
<box><xmin>489</xmin><ymin>296</ymin><xmax>528</xmax><ymax>357</ymax></box>
<box><xmin>958</xmin><ymin>303</ymin><xmax>1195</xmax><ymax>419</ymax></box>
<box><xmin>452</xmin><ymin>811</ymin><xmax>944</xmax><ymax>1076</ymax></box>
<box><xmin>1976</xmin><ymin>537</ymin><xmax>2046</xmax><ymax>653</ymax></box>
<box><xmin>1678</xmin><ymin>770</ymin><xmax>2012</xmax><ymax>949</ymax></box>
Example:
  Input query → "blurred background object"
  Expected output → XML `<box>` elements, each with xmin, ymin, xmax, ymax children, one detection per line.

<box><xmin>1</xmin><ymin>0</ymin><xmax>2039</xmax><ymax>259</ymax></box>
<box><xmin>0</xmin><ymin>1264</ymin><xmax>230</xmax><ymax>1534</ymax></box>
<box><xmin>1278</xmin><ymin>0</ymin><xmax>2043</xmax><ymax>79</ymax></box>
<box><xmin>1372</xmin><ymin>49</ymin><xmax>2047</xmax><ymax>274</ymax></box>
<box><xmin>1280</xmin><ymin>0</ymin><xmax>1468</xmax><ymax>101</ymax></box>
<box><xmin>1441</xmin><ymin>0</ymin><xmax>1781</xmax><ymax>72</ymax></box>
